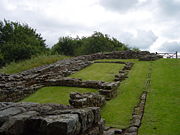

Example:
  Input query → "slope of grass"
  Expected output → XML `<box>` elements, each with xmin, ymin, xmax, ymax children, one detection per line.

<box><xmin>101</xmin><ymin>60</ymin><xmax>150</xmax><ymax>128</ymax></box>
<box><xmin>0</xmin><ymin>55</ymin><xmax>70</xmax><ymax>74</ymax></box>
<box><xmin>22</xmin><ymin>86</ymin><xmax>97</xmax><ymax>104</ymax></box>
<box><xmin>139</xmin><ymin>59</ymin><xmax>180</xmax><ymax>135</ymax></box>
<box><xmin>70</xmin><ymin>63</ymin><xmax>124</xmax><ymax>82</ymax></box>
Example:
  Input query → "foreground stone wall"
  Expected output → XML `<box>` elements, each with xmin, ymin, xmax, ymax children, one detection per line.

<box><xmin>0</xmin><ymin>102</ymin><xmax>104</xmax><ymax>135</ymax></box>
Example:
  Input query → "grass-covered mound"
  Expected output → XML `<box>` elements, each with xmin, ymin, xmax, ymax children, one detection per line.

<box><xmin>0</xmin><ymin>55</ymin><xmax>69</xmax><ymax>74</ymax></box>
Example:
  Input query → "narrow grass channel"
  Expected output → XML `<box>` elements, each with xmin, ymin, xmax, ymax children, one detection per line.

<box><xmin>139</xmin><ymin>59</ymin><xmax>180</xmax><ymax>135</ymax></box>
<box><xmin>101</xmin><ymin>60</ymin><xmax>150</xmax><ymax>128</ymax></box>
<box><xmin>22</xmin><ymin>86</ymin><xmax>97</xmax><ymax>104</ymax></box>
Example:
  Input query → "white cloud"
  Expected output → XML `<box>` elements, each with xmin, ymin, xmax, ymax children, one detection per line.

<box><xmin>119</xmin><ymin>30</ymin><xmax>158</xmax><ymax>50</ymax></box>
<box><xmin>99</xmin><ymin>0</ymin><xmax>138</xmax><ymax>12</ymax></box>
<box><xmin>158</xmin><ymin>41</ymin><xmax>180</xmax><ymax>52</ymax></box>
<box><xmin>0</xmin><ymin>0</ymin><xmax>180</xmax><ymax>51</ymax></box>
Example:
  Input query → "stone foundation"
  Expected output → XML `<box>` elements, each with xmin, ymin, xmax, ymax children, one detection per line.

<box><xmin>0</xmin><ymin>51</ymin><xmax>161</xmax><ymax>102</ymax></box>
<box><xmin>69</xmin><ymin>92</ymin><xmax>106</xmax><ymax>108</ymax></box>
<box><xmin>0</xmin><ymin>102</ymin><xmax>104</xmax><ymax>135</ymax></box>
<box><xmin>0</xmin><ymin>51</ymin><xmax>161</xmax><ymax>135</ymax></box>
<box><xmin>43</xmin><ymin>78</ymin><xmax>120</xmax><ymax>100</ymax></box>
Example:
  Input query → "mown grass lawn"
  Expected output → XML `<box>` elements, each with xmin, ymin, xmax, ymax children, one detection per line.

<box><xmin>100</xmin><ymin>59</ymin><xmax>150</xmax><ymax>128</ymax></box>
<box><xmin>70</xmin><ymin>63</ymin><xmax>124</xmax><ymax>82</ymax></box>
<box><xmin>139</xmin><ymin>59</ymin><xmax>180</xmax><ymax>135</ymax></box>
<box><xmin>22</xmin><ymin>86</ymin><xmax>97</xmax><ymax>104</ymax></box>
<box><xmin>0</xmin><ymin>55</ymin><xmax>70</xmax><ymax>74</ymax></box>
<box><xmin>19</xmin><ymin>58</ymin><xmax>180</xmax><ymax>134</ymax></box>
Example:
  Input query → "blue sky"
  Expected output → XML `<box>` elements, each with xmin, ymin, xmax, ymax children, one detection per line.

<box><xmin>0</xmin><ymin>0</ymin><xmax>180</xmax><ymax>52</ymax></box>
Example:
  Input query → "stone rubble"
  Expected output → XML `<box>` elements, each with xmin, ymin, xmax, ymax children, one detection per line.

<box><xmin>123</xmin><ymin>91</ymin><xmax>147</xmax><ymax>135</ymax></box>
<box><xmin>69</xmin><ymin>92</ymin><xmax>106</xmax><ymax>108</ymax></box>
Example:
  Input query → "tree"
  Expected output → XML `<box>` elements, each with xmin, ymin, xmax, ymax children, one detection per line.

<box><xmin>52</xmin><ymin>37</ymin><xmax>76</xmax><ymax>56</ymax></box>
<box><xmin>52</xmin><ymin>31</ymin><xmax>131</xmax><ymax>56</ymax></box>
<box><xmin>0</xmin><ymin>19</ymin><xmax>47</xmax><ymax>66</ymax></box>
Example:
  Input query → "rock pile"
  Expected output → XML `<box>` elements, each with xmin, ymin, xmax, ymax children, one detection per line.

<box><xmin>69</xmin><ymin>92</ymin><xmax>106</xmax><ymax>108</ymax></box>
<box><xmin>114</xmin><ymin>62</ymin><xmax>134</xmax><ymax>82</ymax></box>
<box><xmin>124</xmin><ymin>91</ymin><xmax>147</xmax><ymax>135</ymax></box>
<box><xmin>139</xmin><ymin>54</ymin><xmax>162</xmax><ymax>61</ymax></box>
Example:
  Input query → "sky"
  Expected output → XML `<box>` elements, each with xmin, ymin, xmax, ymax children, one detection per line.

<box><xmin>0</xmin><ymin>0</ymin><xmax>180</xmax><ymax>52</ymax></box>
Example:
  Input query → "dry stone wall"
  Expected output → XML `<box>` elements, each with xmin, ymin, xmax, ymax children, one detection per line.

<box><xmin>0</xmin><ymin>51</ymin><xmax>162</xmax><ymax>135</ymax></box>
<box><xmin>69</xmin><ymin>92</ymin><xmax>106</xmax><ymax>108</ymax></box>
<box><xmin>0</xmin><ymin>51</ymin><xmax>161</xmax><ymax>102</ymax></box>
<box><xmin>42</xmin><ymin>77</ymin><xmax>120</xmax><ymax>100</ymax></box>
<box><xmin>0</xmin><ymin>102</ymin><xmax>104</xmax><ymax>135</ymax></box>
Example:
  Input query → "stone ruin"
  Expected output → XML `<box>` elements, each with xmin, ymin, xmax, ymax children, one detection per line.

<box><xmin>69</xmin><ymin>92</ymin><xmax>106</xmax><ymax>108</ymax></box>
<box><xmin>0</xmin><ymin>51</ymin><xmax>162</xmax><ymax>135</ymax></box>
<box><xmin>0</xmin><ymin>102</ymin><xmax>104</xmax><ymax>135</ymax></box>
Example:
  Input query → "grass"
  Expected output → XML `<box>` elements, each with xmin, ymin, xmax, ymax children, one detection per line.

<box><xmin>0</xmin><ymin>55</ymin><xmax>70</xmax><ymax>74</ymax></box>
<box><xmin>18</xmin><ymin>58</ymin><xmax>180</xmax><ymax>133</ymax></box>
<box><xmin>22</xmin><ymin>86</ymin><xmax>97</xmax><ymax>105</ymax></box>
<box><xmin>70</xmin><ymin>63</ymin><xmax>124</xmax><ymax>82</ymax></box>
<box><xmin>139</xmin><ymin>59</ymin><xmax>180</xmax><ymax>135</ymax></box>
<box><xmin>101</xmin><ymin>59</ymin><xmax>150</xmax><ymax>128</ymax></box>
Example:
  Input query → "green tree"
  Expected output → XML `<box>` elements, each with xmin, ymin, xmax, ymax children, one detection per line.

<box><xmin>52</xmin><ymin>37</ymin><xmax>76</xmax><ymax>56</ymax></box>
<box><xmin>52</xmin><ymin>31</ymin><xmax>131</xmax><ymax>56</ymax></box>
<box><xmin>0</xmin><ymin>19</ymin><xmax>47</xmax><ymax>66</ymax></box>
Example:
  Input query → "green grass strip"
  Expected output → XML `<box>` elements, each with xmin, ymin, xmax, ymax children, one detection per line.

<box><xmin>139</xmin><ymin>59</ymin><xmax>180</xmax><ymax>135</ymax></box>
<box><xmin>21</xmin><ymin>86</ymin><xmax>97</xmax><ymax>105</ymax></box>
<box><xmin>70</xmin><ymin>63</ymin><xmax>124</xmax><ymax>82</ymax></box>
<box><xmin>0</xmin><ymin>55</ymin><xmax>70</xmax><ymax>74</ymax></box>
<box><xmin>101</xmin><ymin>60</ymin><xmax>150</xmax><ymax>128</ymax></box>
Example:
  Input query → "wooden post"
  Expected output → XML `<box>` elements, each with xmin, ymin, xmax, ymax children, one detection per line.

<box><xmin>176</xmin><ymin>51</ymin><xmax>178</xmax><ymax>59</ymax></box>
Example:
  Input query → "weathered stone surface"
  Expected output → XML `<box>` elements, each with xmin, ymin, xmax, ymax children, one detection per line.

<box><xmin>0</xmin><ymin>111</ymin><xmax>38</xmax><ymax>135</ymax></box>
<box><xmin>127</xmin><ymin>126</ymin><xmax>138</xmax><ymax>133</ymax></box>
<box><xmin>0</xmin><ymin>107</ymin><xmax>25</xmax><ymax>117</ymax></box>
<box><xmin>69</xmin><ymin>92</ymin><xmax>105</xmax><ymax>108</ymax></box>
<box><xmin>0</xmin><ymin>103</ymin><xmax>104</xmax><ymax>135</ymax></box>
<box><xmin>104</xmin><ymin>128</ymin><xmax>123</xmax><ymax>135</ymax></box>
<box><xmin>25</xmin><ymin>114</ymin><xmax>81</xmax><ymax>135</ymax></box>
<box><xmin>139</xmin><ymin>54</ymin><xmax>162</xmax><ymax>61</ymax></box>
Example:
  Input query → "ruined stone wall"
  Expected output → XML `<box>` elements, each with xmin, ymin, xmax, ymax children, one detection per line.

<box><xmin>0</xmin><ymin>51</ymin><xmax>161</xmax><ymax>102</ymax></box>
<box><xmin>0</xmin><ymin>51</ymin><xmax>162</xmax><ymax>135</ymax></box>
<box><xmin>69</xmin><ymin>92</ymin><xmax>106</xmax><ymax>108</ymax></box>
<box><xmin>0</xmin><ymin>102</ymin><xmax>104</xmax><ymax>135</ymax></box>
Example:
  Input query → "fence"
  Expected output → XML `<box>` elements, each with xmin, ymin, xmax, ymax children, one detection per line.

<box><xmin>156</xmin><ymin>51</ymin><xmax>178</xmax><ymax>58</ymax></box>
